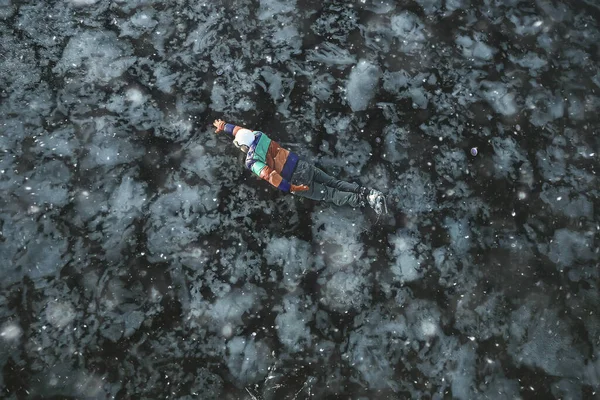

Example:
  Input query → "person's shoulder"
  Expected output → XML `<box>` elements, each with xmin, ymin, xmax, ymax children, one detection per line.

<box><xmin>246</xmin><ymin>143</ymin><xmax>258</xmax><ymax>161</ymax></box>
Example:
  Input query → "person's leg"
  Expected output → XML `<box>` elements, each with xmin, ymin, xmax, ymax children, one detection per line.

<box><xmin>294</xmin><ymin>181</ymin><xmax>363</xmax><ymax>207</ymax></box>
<box><xmin>290</xmin><ymin>160</ymin><xmax>314</xmax><ymax>187</ymax></box>
<box><xmin>310</xmin><ymin>165</ymin><xmax>361</xmax><ymax>193</ymax></box>
<box><xmin>291</xmin><ymin>160</ymin><xmax>363</xmax><ymax>207</ymax></box>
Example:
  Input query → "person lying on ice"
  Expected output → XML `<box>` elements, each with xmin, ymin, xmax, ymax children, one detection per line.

<box><xmin>213</xmin><ymin>119</ymin><xmax>387</xmax><ymax>215</ymax></box>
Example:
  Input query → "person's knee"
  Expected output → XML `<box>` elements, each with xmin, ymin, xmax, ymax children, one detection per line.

<box><xmin>317</xmin><ymin>186</ymin><xmax>330</xmax><ymax>201</ymax></box>
<box><xmin>330</xmin><ymin>191</ymin><xmax>354</xmax><ymax>207</ymax></box>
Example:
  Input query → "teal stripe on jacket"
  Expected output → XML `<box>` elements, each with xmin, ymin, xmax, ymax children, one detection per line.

<box><xmin>254</xmin><ymin>134</ymin><xmax>271</xmax><ymax>163</ymax></box>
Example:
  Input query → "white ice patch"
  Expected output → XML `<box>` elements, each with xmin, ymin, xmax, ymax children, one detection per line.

<box><xmin>547</xmin><ymin>229</ymin><xmax>595</xmax><ymax>268</ymax></box>
<box><xmin>71</xmin><ymin>0</ymin><xmax>99</xmax><ymax>5</ymax></box>
<box><xmin>346</xmin><ymin>59</ymin><xmax>381</xmax><ymax>112</ymax></box>
<box><xmin>210</xmin><ymin>66</ymin><xmax>259</xmax><ymax>113</ymax></box>
<box><xmin>275</xmin><ymin>295</ymin><xmax>313</xmax><ymax>352</ymax></box>
<box><xmin>209</xmin><ymin>286</ymin><xmax>259</xmax><ymax>329</ymax></box>
<box><xmin>419</xmin><ymin>116</ymin><xmax>464</xmax><ymax>143</ymax></box>
<box><xmin>109</xmin><ymin>174</ymin><xmax>146</xmax><ymax>217</ymax></box>
<box><xmin>433</xmin><ymin>247</ymin><xmax>461</xmax><ymax>288</ymax></box>
<box><xmin>184</xmin><ymin>14</ymin><xmax>219</xmax><ymax>54</ymax></box>
<box><xmin>153</xmin><ymin>64</ymin><xmax>179</xmax><ymax>93</ymax></box>
<box><xmin>567</xmin><ymin>95</ymin><xmax>585</xmax><ymax>121</ymax></box>
<box><xmin>536</xmin><ymin>0</ymin><xmax>571</xmax><ymax>22</ymax></box>
<box><xmin>264</xmin><ymin>237</ymin><xmax>312</xmax><ymax>291</ymax></box>
<box><xmin>1</xmin><ymin>216</ymin><xmax>70</xmax><ymax>286</ymax></box>
<box><xmin>420</xmin><ymin>319</ymin><xmax>438</xmax><ymax>338</ymax></box>
<box><xmin>117</xmin><ymin>10</ymin><xmax>158</xmax><ymax>39</ymax></box>
<box><xmin>445</xmin><ymin>217</ymin><xmax>473</xmax><ymax>256</ymax></box>
<box><xmin>509</xmin><ymin>303</ymin><xmax>585</xmax><ymax>379</ymax></box>
<box><xmin>180</xmin><ymin>144</ymin><xmax>224</xmax><ymax>183</ymax></box>
<box><xmin>388</xmin><ymin>230</ymin><xmax>426</xmax><ymax>282</ymax></box>
<box><xmin>88</xmin><ymin>173</ymin><xmax>147</xmax><ymax>261</ymax></box>
<box><xmin>21</xmin><ymin>159</ymin><xmax>71</xmax><ymax>207</ymax></box>
<box><xmin>383</xmin><ymin>70</ymin><xmax>431</xmax><ymax>109</ymax></box>
<box><xmin>479</xmin><ymin>81</ymin><xmax>517</xmax><ymax>116</ymax></box>
<box><xmin>445</xmin><ymin>0</ymin><xmax>465</xmax><ymax>13</ymax></box>
<box><xmin>145</xmin><ymin>179</ymin><xmax>220</xmax><ymax>259</ymax></box>
<box><xmin>260</xmin><ymin>67</ymin><xmax>294</xmax><ymax>117</ymax></box>
<box><xmin>383</xmin><ymin>125</ymin><xmax>409</xmax><ymax>163</ymax></box>
<box><xmin>54</xmin><ymin>31</ymin><xmax>135</xmax><ymax>84</ymax></box>
<box><xmin>129</xmin><ymin>12</ymin><xmax>156</xmax><ymax>28</ymax></box>
<box><xmin>390</xmin><ymin>11</ymin><xmax>427</xmax><ymax>53</ymax></box>
<box><xmin>46</xmin><ymin>301</ymin><xmax>76</xmax><ymax>328</ymax></box>
<box><xmin>257</xmin><ymin>0</ymin><xmax>296</xmax><ymax>20</ymax></box>
<box><xmin>226</xmin><ymin>337</ymin><xmax>271</xmax><ymax>386</ymax></box>
<box><xmin>312</xmin><ymin>208</ymin><xmax>365</xmax><ymax>270</ymax></box>
<box><xmin>414</xmin><ymin>0</ymin><xmax>441</xmax><ymax>15</ymax></box>
<box><xmin>405</xmin><ymin>300</ymin><xmax>441</xmax><ymax>341</ymax></box>
<box><xmin>509</xmin><ymin>52</ymin><xmax>548</xmax><ymax>76</ymax></box>
<box><xmin>454</xmin><ymin>293</ymin><xmax>509</xmax><ymax>341</ymax></box>
<box><xmin>345</xmin><ymin>310</ymin><xmax>407</xmax><ymax>390</ymax></box>
<box><xmin>306</xmin><ymin>42</ymin><xmax>356</xmax><ymax>67</ymax></box>
<box><xmin>321</xmin><ymin>270</ymin><xmax>372</xmax><ymax>312</ymax></box>
<box><xmin>105</xmin><ymin>89</ymin><xmax>163</xmax><ymax>132</ymax></box>
<box><xmin>383</xmin><ymin>70</ymin><xmax>411</xmax><ymax>90</ymax></box>
<box><xmin>389</xmin><ymin>167</ymin><xmax>437</xmax><ymax>213</ymax></box>
<box><xmin>537</xmin><ymin>147</ymin><xmax>564</xmax><ymax>177</ymax></box>
<box><xmin>74</xmin><ymin>372</ymin><xmax>106</xmax><ymax>398</ymax></box>
<box><xmin>448</xmin><ymin>344</ymin><xmax>477</xmax><ymax>400</ymax></box>
<box><xmin>1</xmin><ymin>323</ymin><xmax>22</xmax><ymax>340</ymax></box>
<box><xmin>268</xmin><ymin>24</ymin><xmax>302</xmax><ymax>63</ymax></box>
<box><xmin>221</xmin><ymin>324</ymin><xmax>233</xmax><ymax>338</ymax></box>
<box><xmin>125</xmin><ymin>88</ymin><xmax>145</xmax><ymax>106</ymax></box>
<box><xmin>309</xmin><ymin>72</ymin><xmax>335</xmax><ymax>101</ymax></box>
<box><xmin>362</xmin><ymin>0</ymin><xmax>396</xmax><ymax>14</ymax></box>
<box><xmin>435</xmin><ymin>147</ymin><xmax>467</xmax><ymax>180</ymax></box>
<box><xmin>592</xmin><ymin>71</ymin><xmax>600</xmax><ymax>89</ymax></box>
<box><xmin>540</xmin><ymin>186</ymin><xmax>593</xmax><ymax>219</ymax></box>
<box><xmin>24</xmin><ymin>231</ymin><xmax>68</xmax><ymax>280</ymax></box>
<box><xmin>525</xmin><ymin>89</ymin><xmax>564</xmax><ymax>127</ymax></box>
<box><xmin>491</xmin><ymin>136</ymin><xmax>530</xmax><ymax>180</ymax></box>
<box><xmin>318</xmin><ymin>114</ymin><xmax>373</xmax><ymax>174</ymax></box>
<box><xmin>508</xmin><ymin>13</ymin><xmax>546</xmax><ymax>36</ymax></box>
<box><xmin>33</xmin><ymin>127</ymin><xmax>79</xmax><ymax>161</ymax></box>
<box><xmin>473</xmin><ymin>41</ymin><xmax>494</xmax><ymax>60</ymax></box>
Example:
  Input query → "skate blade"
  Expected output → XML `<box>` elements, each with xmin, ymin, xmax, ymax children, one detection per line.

<box><xmin>381</xmin><ymin>196</ymin><xmax>388</xmax><ymax>214</ymax></box>
<box><xmin>376</xmin><ymin>195</ymin><xmax>388</xmax><ymax>215</ymax></box>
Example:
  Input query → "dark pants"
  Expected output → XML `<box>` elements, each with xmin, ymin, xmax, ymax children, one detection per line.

<box><xmin>290</xmin><ymin>160</ymin><xmax>362</xmax><ymax>207</ymax></box>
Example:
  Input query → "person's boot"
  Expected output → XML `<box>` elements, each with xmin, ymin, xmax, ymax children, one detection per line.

<box><xmin>368</xmin><ymin>189</ymin><xmax>387</xmax><ymax>215</ymax></box>
<box><xmin>360</xmin><ymin>187</ymin><xmax>388</xmax><ymax>215</ymax></box>
<box><xmin>357</xmin><ymin>187</ymin><xmax>370</xmax><ymax>208</ymax></box>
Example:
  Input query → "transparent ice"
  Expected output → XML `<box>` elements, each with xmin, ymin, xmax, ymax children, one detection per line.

<box><xmin>0</xmin><ymin>0</ymin><xmax>598</xmax><ymax>398</ymax></box>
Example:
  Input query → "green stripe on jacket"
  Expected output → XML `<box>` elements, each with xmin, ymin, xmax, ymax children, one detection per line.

<box><xmin>254</xmin><ymin>134</ymin><xmax>271</xmax><ymax>161</ymax></box>
<box><xmin>251</xmin><ymin>161</ymin><xmax>266</xmax><ymax>176</ymax></box>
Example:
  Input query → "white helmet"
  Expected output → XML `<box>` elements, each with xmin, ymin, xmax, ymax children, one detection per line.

<box><xmin>233</xmin><ymin>128</ymin><xmax>255</xmax><ymax>151</ymax></box>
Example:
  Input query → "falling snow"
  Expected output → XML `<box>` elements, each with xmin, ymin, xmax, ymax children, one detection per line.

<box><xmin>0</xmin><ymin>0</ymin><xmax>598</xmax><ymax>398</ymax></box>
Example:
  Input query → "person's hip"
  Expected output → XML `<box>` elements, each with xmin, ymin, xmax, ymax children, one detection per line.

<box><xmin>290</xmin><ymin>160</ymin><xmax>314</xmax><ymax>186</ymax></box>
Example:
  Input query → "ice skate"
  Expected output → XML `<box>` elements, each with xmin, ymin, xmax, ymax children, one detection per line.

<box><xmin>366</xmin><ymin>189</ymin><xmax>388</xmax><ymax>215</ymax></box>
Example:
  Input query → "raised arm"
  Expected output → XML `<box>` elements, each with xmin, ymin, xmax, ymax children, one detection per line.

<box><xmin>213</xmin><ymin>119</ymin><xmax>251</xmax><ymax>138</ymax></box>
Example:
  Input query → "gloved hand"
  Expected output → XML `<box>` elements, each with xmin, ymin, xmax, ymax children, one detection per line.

<box><xmin>213</xmin><ymin>119</ymin><xmax>226</xmax><ymax>133</ymax></box>
<box><xmin>290</xmin><ymin>184</ymin><xmax>309</xmax><ymax>193</ymax></box>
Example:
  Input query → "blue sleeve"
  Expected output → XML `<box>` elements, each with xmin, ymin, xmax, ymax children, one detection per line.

<box><xmin>224</xmin><ymin>123</ymin><xmax>236</xmax><ymax>138</ymax></box>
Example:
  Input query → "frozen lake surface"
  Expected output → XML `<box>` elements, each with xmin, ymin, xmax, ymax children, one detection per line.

<box><xmin>0</xmin><ymin>0</ymin><xmax>598</xmax><ymax>398</ymax></box>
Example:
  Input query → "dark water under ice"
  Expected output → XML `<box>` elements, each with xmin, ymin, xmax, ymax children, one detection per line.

<box><xmin>0</xmin><ymin>0</ymin><xmax>599</xmax><ymax>398</ymax></box>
